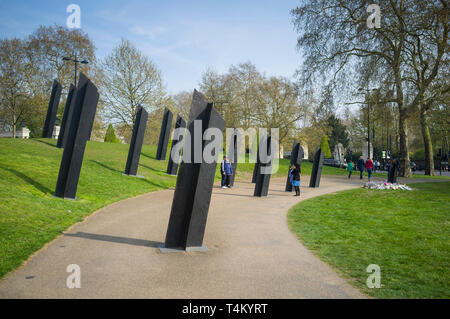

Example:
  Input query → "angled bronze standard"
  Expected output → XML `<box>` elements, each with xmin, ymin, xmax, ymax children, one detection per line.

<box><xmin>309</xmin><ymin>147</ymin><xmax>324</xmax><ymax>188</ymax></box>
<box><xmin>57</xmin><ymin>84</ymin><xmax>77</xmax><ymax>149</ymax></box>
<box><xmin>156</xmin><ymin>108</ymin><xmax>173</xmax><ymax>160</ymax></box>
<box><xmin>254</xmin><ymin>134</ymin><xmax>273</xmax><ymax>197</ymax></box>
<box><xmin>54</xmin><ymin>73</ymin><xmax>99</xmax><ymax>199</ymax></box>
<box><xmin>166</xmin><ymin>114</ymin><xmax>187</xmax><ymax>175</ymax></box>
<box><xmin>285</xmin><ymin>140</ymin><xmax>304</xmax><ymax>192</ymax></box>
<box><xmin>163</xmin><ymin>90</ymin><xmax>225</xmax><ymax>251</ymax></box>
<box><xmin>42</xmin><ymin>80</ymin><xmax>62</xmax><ymax>139</ymax></box>
<box><xmin>124</xmin><ymin>105</ymin><xmax>148</xmax><ymax>176</ymax></box>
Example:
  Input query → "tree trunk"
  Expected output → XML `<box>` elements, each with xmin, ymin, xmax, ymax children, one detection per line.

<box><xmin>398</xmin><ymin>107</ymin><xmax>411</xmax><ymax>177</ymax></box>
<box><xmin>12</xmin><ymin>113</ymin><xmax>16</xmax><ymax>139</ymax></box>
<box><xmin>419</xmin><ymin>105</ymin><xmax>435</xmax><ymax>176</ymax></box>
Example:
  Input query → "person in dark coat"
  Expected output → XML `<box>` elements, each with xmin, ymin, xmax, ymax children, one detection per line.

<box><xmin>357</xmin><ymin>156</ymin><xmax>366</xmax><ymax>180</ymax></box>
<box><xmin>387</xmin><ymin>158</ymin><xmax>400</xmax><ymax>183</ymax></box>
<box><xmin>291</xmin><ymin>163</ymin><xmax>301</xmax><ymax>196</ymax></box>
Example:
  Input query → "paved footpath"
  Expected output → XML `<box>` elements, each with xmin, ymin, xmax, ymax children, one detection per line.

<box><xmin>0</xmin><ymin>174</ymin><xmax>435</xmax><ymax>298</ymax></box>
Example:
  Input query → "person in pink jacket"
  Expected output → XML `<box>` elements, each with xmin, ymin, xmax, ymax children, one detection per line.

<box><xmin>365</xmin><ymin>158</ymin><xmax>374</xmax><ymax>181</ymax></box>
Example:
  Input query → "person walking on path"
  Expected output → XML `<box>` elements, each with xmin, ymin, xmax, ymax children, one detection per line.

<box><xmin>347</xmin><ymin>161</ymin><xmax>354</xmax><ymax>179</ymax></box>
<box><xmin>221</xmin><ymin>156</ymin><xmax>233</xmax><ymax>188</ymax></box>
<box><xmin>357</xmin><ymin>156</ymin><xmax>365</xmax><ymax>180</ymax></box>
<box><xmin>291</xmin><ymin>164</ymin><xmax>301</xmax><ymax>196</ymax></box>
<box><xmin>365</xmin><ymin>158</ymin><xmax>374</xmax><ymax>181</ymax></box>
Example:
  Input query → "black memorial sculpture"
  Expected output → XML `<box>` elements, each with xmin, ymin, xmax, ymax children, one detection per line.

<box><xmin>254</xmin><ymin>135</ymin><xmax>273</xmax><ymax>197</ymax></box>
<box><xmin>251</xmin><ymin>147</ymin><xmax>261</xmax><ymax>183</ymax></box>
<box><xmin>166</xmin><ymin>115</ymin><xmax>187</xmax><ymax>175</ymax></box>
<box><xmin>227</xmin><ymin>128</ymin><xmax>240</xmax><ymax>187</ymax></box>
<box><xmin>124</xmin><ymin>105</ymin><xmax>148</xmax><ymax>176</ymax></box>
<box><xmin>309</xmin><ymin>147</ymin><xmax>324</xmax><ymax>188</ymax></box>
<box><xmin>156</xmin><ymin>108</ymin><xmax>173</xmax><ymax>160</ymax></box>
<box><xmin>162</xmin><ymin>91</ymin><xmax>225</xmax><ymax>251</ymax></box>
<box><xmin>42</xmin><ymin>80</ymin><xmax>62</xmax><ymax>139</ymax></box>
<box><xmin>285</xmin><ymin>141</ymin><xmax>304</xmax><ymax>191</ymax></box>
<box><xmin>54</xmin><ymin>73</ymin><xmax>99</xmax><ymax>199</ymax></box>
<box><xmin>57</xmin><ymin>84</ymin><xmax>77</xmax><ymax>148</ymax></box>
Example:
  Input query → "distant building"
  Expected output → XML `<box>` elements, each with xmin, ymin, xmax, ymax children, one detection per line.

<box><xmin>0</xmin><ymin>127</ymin><xmax>30</xmax><ymax>139</ymax></box>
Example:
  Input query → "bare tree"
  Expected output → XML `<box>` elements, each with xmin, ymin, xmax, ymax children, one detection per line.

<box><xmin>253</xmin><ymin>76</ymin><xmax>307</xmax><ymax>148</ymax></box>
<box><xmin>172</xmin><ymin>91</ymin><xmax>193</xmax><ymax>120</ymax></box>
<box><xmin>98</xmin><ymin>39</ymin><xmax>166</xmax><ymax>128</ymax></box>
<box><xmin>0</xmin><ymin>38</ymin><xmax>28</xmax><ymax>137</ymax></box>
<box><xmin>292</xmin><ymin>0</ymin><xmax>448</xmax><ymax>177</ymax></box>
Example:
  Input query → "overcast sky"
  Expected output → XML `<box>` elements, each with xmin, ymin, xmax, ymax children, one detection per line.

<box><xmin>0</xmin><ymin>0</ymin><xmax>302</xmax><ymax>94</ymax></box>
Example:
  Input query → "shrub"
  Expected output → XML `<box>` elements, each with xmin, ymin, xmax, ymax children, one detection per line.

<box><xmin>104</xmin><ymin>124</ymin><xmax>120</xmax><ymax>143</ymax></box>
<box><xmin>320</xmin><ymin>134</ymin><xmax>332</xmax><ymax>158</ymax></box>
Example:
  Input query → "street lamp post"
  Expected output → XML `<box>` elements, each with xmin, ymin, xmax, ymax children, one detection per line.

<box><xmin>62</xmin><ymin>53</ymin><xmax>89</xmax><ymax>86</ymax></box>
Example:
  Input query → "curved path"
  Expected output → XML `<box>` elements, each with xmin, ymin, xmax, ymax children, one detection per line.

<box><xmin>0</xmin><ymin>175</ymin><xmax>385</xmax><ymax>298</ymax></box>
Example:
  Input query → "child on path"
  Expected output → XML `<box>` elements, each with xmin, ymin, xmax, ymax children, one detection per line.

<box><xmin>291</xmin><ymin>164</ymin><xmax>301</xmax><ymax>196</ymax></box>
<box><xmin>347</xmin><ymin>161</ymin><xmax>354</xmax><ymax>179</ymax></box>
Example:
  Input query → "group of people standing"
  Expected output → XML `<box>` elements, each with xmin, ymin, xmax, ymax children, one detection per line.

<box><xmin>346</xmin><ymin>156</ymin><xmax>374</xmax><ymax>181</ymax></box>
<box><xmin>346</xmin><ymin>156</ymin><xmax>400</xmax><ymax>182</ymax></box>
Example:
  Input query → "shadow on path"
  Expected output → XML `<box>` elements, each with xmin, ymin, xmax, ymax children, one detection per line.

<box><xmin>64</xmin><ymin>232</ymin><xmax>162</xmax><ymax>248</ymax></box>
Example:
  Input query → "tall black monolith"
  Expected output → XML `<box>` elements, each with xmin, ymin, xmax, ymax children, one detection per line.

<box><xmin>162</xmin><ymin>91</ymin><xmax>225</xmax><ymax>251</ymax></box>
<box><xmin>166</xmin><ymin>115</ymin><xmax>187</xmax><ymax>175</ymax></box>
<box><xmin>43</xmin><ymin>80</ymin><xmax>62</xmax><ymax>138</ymax></box>
<box><xmin>124</xmin><ymin>105</ymin><xmax>148</xmax><ymax>176</ymax></box>
<box><xmin>251</xmin><ymin>148</ymin><xmax>261</xmax><ymax>183</ymax></box>
<box><xmin>57</xmin><ymin>84</ymin><xmax>77</xmax><ymax>148</ymax></box>
<box><xmin>309</xmin><ymin>148</ymin><xmax>324</xmax><ymax>188</ymax></box>
<box><xmin>156</xmin><ymin>108</ymin><xmax>173</xmax><ymax>160</ymax></box>
<box><xmin>227</xmin><ymin>128</ymin><xmax>240</xmax><ymax>187</ymax></box>
<box><xmin>254</xmin><ymin>135</ymin><xmax>273</xmax><ymax>197</ymax></box>
<box><xmin>285</xmin><ymin>141</ymin><xmax>304</xmax><ymax>191</ymax></box>
<box><xmin>54</xmin><ymin>73</ymin><xmax>99</xmax><ymax>199</ymax></box>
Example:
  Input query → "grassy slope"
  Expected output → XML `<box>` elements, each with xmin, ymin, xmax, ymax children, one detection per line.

<box><xmin>0</xmin><ymin>138</ymin><xmax>177</xmax><ymax>279</ymax></box>
<box><xmin>288</xmin><ymin>182</ymin><xmax>450</xmax><ymax>298</ymax></box>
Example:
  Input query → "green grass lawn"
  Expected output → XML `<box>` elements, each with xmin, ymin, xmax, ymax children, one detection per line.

<box><xmin>288</xmin><ymin>182</ymin><xmax>450</xmax><ymax>298</ymax></box>
<box><xmin>0</xmin><ymin>138</ymin><xmax>178</xmax><ymax>279</ymax></box>
<box><xmin>1</xmin><ymin>138</ymin><xmax>446</xmax><ymax>283</ymax></box>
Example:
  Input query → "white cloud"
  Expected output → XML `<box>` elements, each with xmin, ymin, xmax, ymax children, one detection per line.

<box><xmin>129</xmin><ymin>25</ymin><xmax>168</xmax><ymax>40</ymax></box>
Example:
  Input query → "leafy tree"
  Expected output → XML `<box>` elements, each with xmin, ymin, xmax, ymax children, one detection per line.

<box><xmin>104</xmin><ymin>124</ymin><xmax>119</xmax><ymax>143</ymax></box>
<box><xmin>327</xmin><ymin>114</ymin><xmax>349</xmax><ymax>149</ymax></box>
<box><xmin>320</xmin><ymin>134</ymin><xmax>331</xmax><ymax>158</ymax></box>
